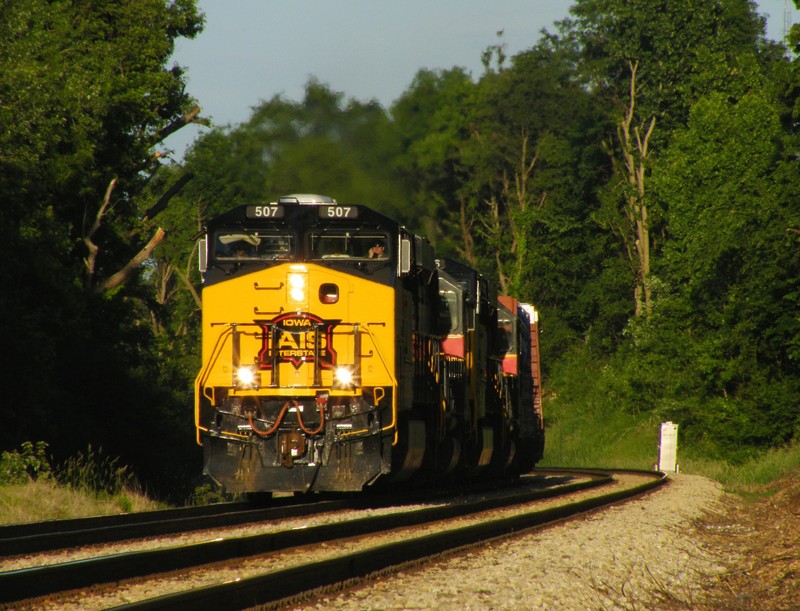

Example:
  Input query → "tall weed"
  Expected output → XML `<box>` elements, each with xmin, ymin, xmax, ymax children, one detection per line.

<box><xmin>681</xmin><ymin>442</ymin><xmax>800</xmax><ymax>495</ymax></box>
<box><xmin>57</xmin><ymin>445</ymin><xmax>134</xmax><ymax>497</ymax></box>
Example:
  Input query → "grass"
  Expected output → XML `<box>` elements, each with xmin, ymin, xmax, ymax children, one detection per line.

<box><xmin>0</xmin><ymin>442</ymin><xmax>164</xmax><ymax>525</ymax></box>
<box><xmin>679</xmin><ymin>442</ymin><xmax>800</xmax><ymax>496</ymax></box>
<box><xmin>0</xmin><ymin>479</ymin><xmax>162</xmax><ymax>525</ymax></box>
<box><xmin>538</xmin><ymin>387</ymin><xmax>664</xmax><ymax>471</ymax></box>
<box><xmin>539</xmin><ymin>388</ymin><xmax>800</xmax><ymax>496</ymax></box>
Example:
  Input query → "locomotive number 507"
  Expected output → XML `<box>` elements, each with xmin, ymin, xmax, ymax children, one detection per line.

<box><xmin>246</xmin><ymin>205</ymin><xmax>285</xmax><ymax>219</ymax></box>
<box><xmin>319</xmin><ymin>205</ymin><xmax>358</xmax><ymax>219</ymax></box>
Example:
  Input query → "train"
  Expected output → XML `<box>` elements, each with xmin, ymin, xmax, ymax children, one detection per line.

<box><xmin>194</xmin><ymin>194</ymin><xmax>544</xmax><ymax>494</ymax></box>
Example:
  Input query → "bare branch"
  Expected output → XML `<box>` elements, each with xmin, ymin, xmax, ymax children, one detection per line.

<box><xmin>93</xmin><ymin>227</ymin><xmax>166</xmax><ymax>295</ymax></box>
<box><xmin>458</xmin><ymin>196</ymin><xmax>477</xmax><ymax>266</ymax></box>
<box><xmin>174</xmin><ymin>265</ymin><xmax>202</xmax><ymax>309</ymax></box>
<box><xmin>142</xmin><ymin>172</ymin><xmax>194</xmax><ymax>222</ymax></box>
<box><xmin>83</xmin><ymin>178</ymin><xmax>117</xmax><ymax>289</ymax></box>
<box><xmin>608</xmin><ymin>61</ymin><xmax>656</xmax><ymax>318</ymax></box>
<box><xmin>153</xmin><ymin>105</ymin><xmax>210</xmax><ymax>145</ymax></box>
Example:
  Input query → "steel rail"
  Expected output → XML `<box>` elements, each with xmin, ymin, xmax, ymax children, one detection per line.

<box><xmin>0</xmin><ymin>497</ymin><xmax>357</xmax><ymax>556</ymax></box>
<box><xmin>0</xmin><ymin>471</ymin><xmax>577</xmax><ymax>556</ymax></box>
<box><xmin>0</xmin><ymin>470</ymin><xmax>638</xmax><ymax>605</ymax></box>
<box><xmin>115</xmin><ymin>469</ymin><xmax>665</xmax><ymax>611</ymax></box>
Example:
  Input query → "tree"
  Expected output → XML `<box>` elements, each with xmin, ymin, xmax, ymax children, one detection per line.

<box><xmin>0</xmin><ymin>0</ymin><xmax>205</xmax><ymax>496</ymax></box>
<box><xmin>643</xmin><ymin>89</ymin><xmax>800</xmax><ymax>455</ymax></box>
<box><xmin>466</xmin><ymin>41</ymin><xmax>592</xmax><ymax>291</ymax></box>
<box><xmin>179</xmin><ymin>80</ymin><xmax>406</xmax><ymax>221</ymax></box>
<box><xmin>391</xmin><ymin>68</ymin><xmax>478</xmax><ymax>250</ymax></box>
<box><xmin>561</xmin><ymin>0</ymin><xmax>779</xmax><ymax>323</ymax></box>
<box><xmin>567</xmin><ymin>0</ymin><xmax>770</xmax><ymax>136</ymax></box>
<box><xmin>0</xmin><ymin>0</ymin><xmax>204</xmax><ymax>290</ymax></box>
<box><xmin>390</xmin><ymin>37</ymin><xmax>622</xmax><ymax>355</ymax></box>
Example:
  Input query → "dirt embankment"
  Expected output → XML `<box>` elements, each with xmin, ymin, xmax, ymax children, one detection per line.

<box><xmin>696</xmin><ymin>475</ymin><xmax>800</xmax><ymax>610</ymax></box>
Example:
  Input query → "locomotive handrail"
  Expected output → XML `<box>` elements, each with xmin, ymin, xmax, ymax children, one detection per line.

<box><xmin>335</xmin><ymin>322</ymin><xmax>399</xmax><ymax>443</ymax></box>
<box><xmin>193</xmin><ymin>325</ymin><xmax>235</xmax><ymax>441</ymax></box>
<box><xmin>196</xmin><ymin>323</ymin><xmax>275</xmax><ymax>443</ymax></box>
<box><xmin>195</xmin><ymin>320</ymin><xmax>398</xmax><ymax>442</ymax></box>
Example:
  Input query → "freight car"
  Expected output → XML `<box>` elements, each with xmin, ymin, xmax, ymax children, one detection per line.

<box><xmin>194</xmin><ymin>195</ymin><xmax>543</xmax><ymax>493</ymax></box>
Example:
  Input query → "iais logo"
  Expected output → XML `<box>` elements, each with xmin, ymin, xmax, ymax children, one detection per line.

<box><xmin>257</xmin><ymin>313</ymin><xmax>340</xmax><ymax>370</ymax></box>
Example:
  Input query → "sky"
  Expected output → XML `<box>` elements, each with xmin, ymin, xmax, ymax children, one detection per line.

<box><xmin>164</xmin><ymin>0</ymin><xmax>799</xmax><ymax>159</ymax></box>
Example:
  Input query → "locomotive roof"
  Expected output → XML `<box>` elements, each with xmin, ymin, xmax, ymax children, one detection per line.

<box><xmin>204</xmin><ymin>195</ymin><xmax>402</xmax><ymax>232</ymax></box>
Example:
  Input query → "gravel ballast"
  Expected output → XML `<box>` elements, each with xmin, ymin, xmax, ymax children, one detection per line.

<box><xmin>9</xmin><ymin>472</ymin><xmax>740</xmax><ymax>609</ymax></box>
<box><xmin>300</xmin><ymin>473</ymin><xmax>730</xmax><ymax>609</ymax></box>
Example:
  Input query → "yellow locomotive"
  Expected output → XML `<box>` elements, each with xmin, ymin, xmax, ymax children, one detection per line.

<box><xmin>194</xmin><ymin>195</ymin><xmax>543</xmax><ymax>493</ymax></box>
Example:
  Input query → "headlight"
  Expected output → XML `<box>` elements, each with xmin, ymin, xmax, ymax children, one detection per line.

<box><xmin>334</xmin><ymin>366</ymin><xmax>354</xmax><ymax>386</ymax></box>
<box><xmin>288</xmin><ymin>269</ymin><xmax>307</xmax><ymax>304</ymax></box>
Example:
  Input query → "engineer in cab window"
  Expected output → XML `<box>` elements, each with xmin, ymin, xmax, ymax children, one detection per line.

<box><xmin>368</xmin><ymin>240</ymin><xmax>386</xmax><ymax>259</ymax></box>
<box><xmin>233</xmin><ymin>241</ymin><xmax>255</xmax><ymax>258</ymax></box>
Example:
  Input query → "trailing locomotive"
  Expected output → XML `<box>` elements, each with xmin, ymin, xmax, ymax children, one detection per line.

<box><xmin>194</xmin><ymin>195</ymin><xmax>543</xmax><ymax>493</ymax></box>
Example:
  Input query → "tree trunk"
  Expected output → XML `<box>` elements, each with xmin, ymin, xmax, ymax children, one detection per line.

<box><xmin>617</xmin><ymin>61</ymin><xmax>655</xmax><ymax>318</ymax></box>
<box><xmin>458</xmin><ymin>195</ymin><xmax>477</xmax><ymax>266</ymax></box>
<box><xmin>83</xmin><ymin>178</ymin><xmax>117</xmax><ymax>290</ymax></box>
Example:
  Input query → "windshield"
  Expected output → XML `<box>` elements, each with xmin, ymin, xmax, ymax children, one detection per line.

<box><xmin>308</xmin><ymin>231</ymin><xmax>390</xmax><ymax>261</ymax></box>
<box><xmin>438</xmin><ymin>275</ymin><xmax>462</xmax><ymax>335</ymax></box>
<box><xmin>495</xmin><ymin>306</ymin><xmax>517</xmax><ymax>356</ymax></box>
<box><xmin>213</xmin><ymin>230</ymin><xmax>294</xmax><ymax>262</ymax></box>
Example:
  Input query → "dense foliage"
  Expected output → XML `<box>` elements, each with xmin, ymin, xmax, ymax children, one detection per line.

<box><xmin>3</xmin><ymin>0</ymin><xmax>800</xmax><ymax>500</ymax></box>
<box><xmin>0</xmin><ymin>0</ymin><xmax>205</xmax><ymax>498</ymax></box>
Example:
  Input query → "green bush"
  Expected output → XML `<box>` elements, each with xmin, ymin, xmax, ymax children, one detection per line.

<box><xmin>0</xmin><ymin>441</ymin><xmax>52</xmax><ymax>484</ymax></box>
<box><xmin>190</xmin><ymin>482</ymin><xmax>229</xmax><ymax>505</ymax></box>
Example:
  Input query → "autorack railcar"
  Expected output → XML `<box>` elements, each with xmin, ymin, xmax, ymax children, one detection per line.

<box><xmin>194</xmin><ymin>194</ymin><xmax>543</xmax><ymax>493</ymax></box>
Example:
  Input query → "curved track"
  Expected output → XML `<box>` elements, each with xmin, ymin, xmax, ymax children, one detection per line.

<box><xmin>123</xmin><ymin>469</ymin><xmax>664</xmax><ymax>611</ymax></box>
<box><xmin>0</xmin><ymin>469</ymin><xmax>664</xmax><ymax>608</ymax></box>
<box><xmin>0</xmin><ymin>473</ymin><xmax>579</xmax><ymax>557</ymax></box>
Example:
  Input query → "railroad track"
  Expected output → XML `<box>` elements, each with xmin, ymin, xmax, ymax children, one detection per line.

<box><xmin>0</xmin><ymin>469</ymin><xmax>665</xmax><ymax>609</ymax></box>
<box><xmin>0</xmin><ymin>473</ymin><xmax>571</xmax><ymax>557</ymax></box>
<box><xmin>0</xmin><ymin>496</ymin><xmax>358</xmax><ymax>556</ymax></box>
